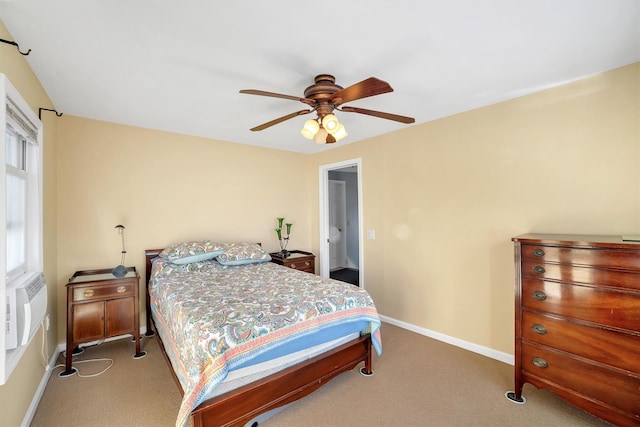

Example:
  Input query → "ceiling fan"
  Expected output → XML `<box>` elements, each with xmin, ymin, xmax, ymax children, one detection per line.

<box><xmin>240</xmin><ymin>74</ymin><xmax>415</xmax><ymax>144</ymax></box>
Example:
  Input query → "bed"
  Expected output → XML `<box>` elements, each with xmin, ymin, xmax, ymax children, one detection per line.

<box><xmin>144</xmin><ymin>241</ymin><xmax>382</xmax><ymax>427</ymax></box>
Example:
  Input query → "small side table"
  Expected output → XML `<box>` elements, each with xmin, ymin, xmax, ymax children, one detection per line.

<box><xmin>270</xmin><ymin>250</ymin><xmax>315</xmax><ymax>274</ymax></box>
<box><xmin>61</xmin><ymin>267</ymin><xmax>145</xmax><ymax>377</ymax></box>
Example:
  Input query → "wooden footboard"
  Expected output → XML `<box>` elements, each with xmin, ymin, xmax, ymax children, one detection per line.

<box><xmin>144</xmin><ymin>248</ymin><xmax>374</xmax><ymax>427</ymax></box>
<box><xmin>192</xmin><ymin>334</ymin><xmax>372</xmax><ymax>427</ymax></box>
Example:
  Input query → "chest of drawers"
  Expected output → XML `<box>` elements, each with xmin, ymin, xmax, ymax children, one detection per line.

<box><xmin>510</xmin><ymin>234</ymin><xmax>640</xmax><ymax>426</ymax></box>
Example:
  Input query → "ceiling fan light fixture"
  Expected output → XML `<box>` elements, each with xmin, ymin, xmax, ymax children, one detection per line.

<box><xmin>332</xmin><ymin>123</ymin><xmax>348</xmax><ymax>141</ymax></box>
<box><xmin>321</xmin><ymin>114</ymin><xmax>340</xmax><ymax>134</ymax></box>
<box><xmin>241</xmin><ymin>74</ymin><xmax>415</xmax><ymax>145</ymax></box>
<box><xmin>313</xmin><ymin>128</ymin><xmax>328</xmax><ymax>144</ymax></box>
<box><xmin>300</xmin><ymin>119</ymin><xmax>320</xmax><ymax>139</ymax></box>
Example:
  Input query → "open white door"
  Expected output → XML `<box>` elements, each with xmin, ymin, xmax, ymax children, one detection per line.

<box><xmin>328</xmin><ymin>179</ymin><xmax>347</xmax><ymax>270</ymax></box>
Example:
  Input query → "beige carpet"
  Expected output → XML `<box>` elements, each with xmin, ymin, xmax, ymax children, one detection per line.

<box><xmin>32</xmin><ymin>335</ymin><xmax>181</xmax><ymax>427</ymax></box>
<box><xmin>32</xmin><ymin>323</ymin><xmax>612</xmax><ymax>426</ymax></box>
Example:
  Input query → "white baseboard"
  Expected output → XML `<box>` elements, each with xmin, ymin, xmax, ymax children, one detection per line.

<box><xmin>379</xmin><ymin>315</ymin><xmax>514</xmax><ymax>366</ymax></box>
<box><xmin>21</xmin><ymin>346</ymin><xmax>60</xmax><ymax>427</ymax></box>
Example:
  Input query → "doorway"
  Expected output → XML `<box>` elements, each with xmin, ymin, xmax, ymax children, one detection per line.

<box><xmin>319</xmin><ymin>159</ymin><xmax>362</xmax><ymax>287</ymax></box>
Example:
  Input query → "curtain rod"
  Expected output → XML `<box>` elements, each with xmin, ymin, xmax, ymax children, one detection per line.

<box><xmin>0</xmin><ymin>38</ymin><xmax>30</xmax><ymax>56</ymax></box>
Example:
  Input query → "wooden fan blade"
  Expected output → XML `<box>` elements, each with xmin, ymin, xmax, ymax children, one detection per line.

<box><xmin>249</xmin><ymin>109</ymin><xmax>313</xmax><ymax>131</ymax></box>
<box><xmin>240</xmin><ymin>89</ymin><xmax>316</xmax><ymax>106</ymax></box>
<box><xmin>340</xmin><ymin>106</ymin><xmax>415</xmax><ymax>124</ymax></box>
<box><xmin>329</xmin><ymin>77</ymin><xmax>394</xmax><ymax>105</ymax></box>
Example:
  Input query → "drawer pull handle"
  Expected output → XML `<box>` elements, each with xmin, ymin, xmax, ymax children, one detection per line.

<box><xmin>533</xmin><ymin>266</ymin><xmax>545</xmax><ymax>274</ymax></box>
<box><xmin>304</xmin><ymin>261</ymin><xmax>310</xmax><ymax>266</ymax></box>
<box><xmin>532</xmin><ymin>290</ymin><xmax>547</xmax><ymax>301</ymax></box>
<box><xmin>291</xmin><ymin>264</ymin><xmax>296</xmax><ymax>269</ymax></box>
<box><xmin>532</xmin><ymin>324</ymin><xmax>547</xmax><ymax>334</ymax></box>
<box><xmin>532</xmin><ymin>357</ymin><xmax>548</xmax><ymax>369</ymax></box>
<box><xmin>533</xmin><ymin>249</ymin><xmax>545</xmax><ymax>257</ymax></box>
<box><xmin>116</xmin><ymin>286</ymin><xmax>126</xmax><ymax>293</ymax></box>
<box><xmin>83</xmin><ymin>289</ymin><xmax>95</xmax><ymax>298</ymax></box>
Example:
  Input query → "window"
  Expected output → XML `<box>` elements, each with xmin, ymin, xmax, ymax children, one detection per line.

<box><xmin>1</xmin><ymin>74</ymin><xmax>43</xmax><ymax>384</ymax></box>
<box><xmin>5</xmin><ymin>126</ymin><xmax>27</xmax><ymax>282</ymax></box>
<box><xmin>4</xmin><ymin>93</ymin><xmax>41</xmax><ymax>283</ymax></box>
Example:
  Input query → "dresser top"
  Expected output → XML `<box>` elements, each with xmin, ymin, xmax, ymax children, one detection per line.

<box><xmin>513</xmin><ymin>233</ymin><xmax>640</xmax><ymax>249</ymax></box>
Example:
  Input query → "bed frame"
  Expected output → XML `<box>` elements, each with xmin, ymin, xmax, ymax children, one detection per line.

<box><xmin>144</xmin><ymin>248</ymin><xmax>374</xmax><ymax>427</ymax></box>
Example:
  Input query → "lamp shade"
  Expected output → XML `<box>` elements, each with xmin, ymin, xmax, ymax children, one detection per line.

<box><xmin>321</xmin><ymin>114</ymin><xmax>340</xmax><ymax>135</ymax></box>
<box><xmin>314</xmin><ymin>128</ymin><xmax>328</xmax><ymax>144</ymax></box>
<box><xmin>300</xmin><ymin>119</ymin><xmax>320</xmax><ymax>139</ymax></box>
<box><xmin>332</xmin><ymin>123</ymin><xmax>348</xmax><ymax>141</ymax></box>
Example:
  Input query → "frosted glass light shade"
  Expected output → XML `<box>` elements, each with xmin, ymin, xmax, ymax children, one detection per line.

<box><xmin>314</xmin><ymin>128</ymin><xmax>328</xmax><ymax>144</ymax></box>
<box><xmin>301</xmin><ymin>119</ymin><xmax>320</xmax><ymax>139</ymax></box>
<box><xmin>321</xmin><ymin>114</ymin><xmax>340</xmax><ymax>134</ymax></box>
<box><xmin>332</xmin><ymin>124</ymin><xmax>348</xmax><ymax>141</ymax></box>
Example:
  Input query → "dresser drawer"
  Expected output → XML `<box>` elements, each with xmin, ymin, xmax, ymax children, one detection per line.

<box><xmin>522</xmin><ymin>244</ymin><xmax>640</xmax><ymax>270</ymax></box>
<box><xmin>288</xmin><ymin>259</ymin><xmax>314</xmax><ymax>273</ymax></box>
<box><xmin>73</xmin><ymin>282</ymin><xmax>135</xmax><ymax>302</ymax></box>
<box><xmin>522</xmin><ymin>259</ymin><xmax>640</xmax><ymax>290</ymax></box>
<box><xmin>270</xmin><ymin>251</ymin><xmax>315</xmax><ymax>274</ymax></box>
<box><xmin>522</xmin><ymin>310</ymin><xmax>640</xmax><ymax>373</ymax></box>
<box><xmin>522</xmin><ymin>279</ymin><xmax>640</xmax><ymax>330</ymax></box>
<box><xmin>521</xmin><ymin>343</ymin><xmax>640</xmax><ymax>415</ymax></box>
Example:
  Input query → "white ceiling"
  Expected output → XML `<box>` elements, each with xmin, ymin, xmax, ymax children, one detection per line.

<box><xmin>1</xmin><ymin>1</ymin><xmax>638</xmax><ymax>154</ymax></box>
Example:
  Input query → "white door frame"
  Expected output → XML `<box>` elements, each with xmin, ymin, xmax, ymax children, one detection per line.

<box><xmin>318</xmin><ymin>158</ymin><xmax>364</xmax><ymax>287</ymax></box>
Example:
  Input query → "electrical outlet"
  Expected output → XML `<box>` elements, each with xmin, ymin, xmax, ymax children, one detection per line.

<box><xmin>45</xmin><ymin>314</ymin><xmax>50</xmax><ymax>331</ymax></box>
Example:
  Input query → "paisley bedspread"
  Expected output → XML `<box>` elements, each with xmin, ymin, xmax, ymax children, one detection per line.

<box><xmin>149</xmin><ymin>257</ymin><xmax>382</xmax><ymax>427</ymax></box>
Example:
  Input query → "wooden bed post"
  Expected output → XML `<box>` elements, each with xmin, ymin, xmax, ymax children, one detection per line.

<box><xmin>143</xmin><ymin>248</ymin><xmax>163</xmax><ymax>337</ymax></box>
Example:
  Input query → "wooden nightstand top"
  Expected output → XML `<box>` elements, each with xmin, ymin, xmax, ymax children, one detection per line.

<box><xmin>269</xmin><ymin>250</ymin><xmax>313</xmax><ymax>260</ymax></box>
<box><xmin>67</xmin><ymin>267</ymin><xmax>138</xmax><ymax>285</ymax></box>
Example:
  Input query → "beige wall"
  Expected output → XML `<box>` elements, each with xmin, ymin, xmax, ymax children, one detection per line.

<box><xmin>55</xmin><ymin>116</ymin><xmax>313</xmax><ymax>341</ymax></box>
<box><xmin>0</xmin><ymin>21</ymin><xmax>59</xmax><ymax>427</ymax></box>
<box><xmin>310</xmin><ymin>63</ymin><xmax>640</xmax><ymax>354</ymax></box>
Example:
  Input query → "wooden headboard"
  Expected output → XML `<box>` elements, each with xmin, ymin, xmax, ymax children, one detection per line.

<box><xmin>144</xmin><ymin>248</ymin><xmax>164</xmax><ymax>286</ymax></box>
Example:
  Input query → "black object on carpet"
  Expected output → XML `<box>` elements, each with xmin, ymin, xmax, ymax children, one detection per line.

<box><xmin>330</xmin><ymin>268</ymin><xmax>359</xmax><ymax>286</ymax></box>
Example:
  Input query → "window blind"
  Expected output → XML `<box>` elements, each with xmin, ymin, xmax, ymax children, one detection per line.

<box><xmin>6</xmin><ymin>98</ymin><xmax>38</xmax><ymax>144</ymax></box>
